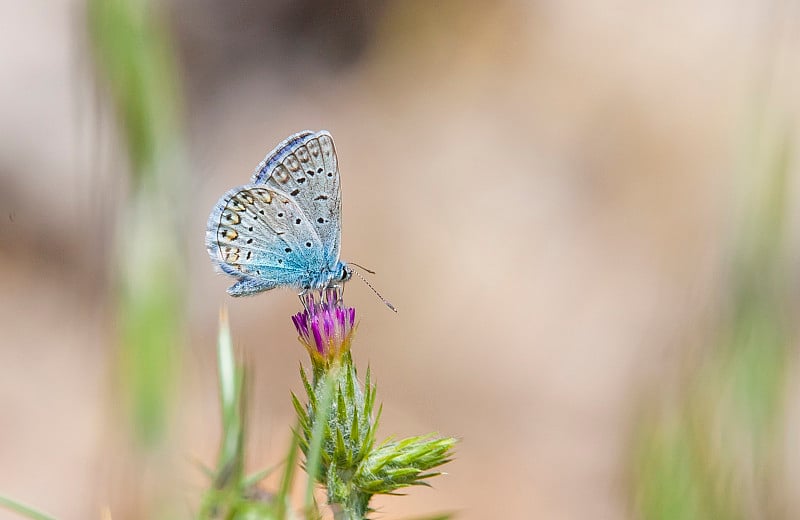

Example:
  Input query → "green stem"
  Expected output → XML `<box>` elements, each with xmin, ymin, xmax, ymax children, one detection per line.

<box><xmin>0</xmin><ymin>496</ymin><xmax>57</xmax><ymax>520</ymax></box>
<box><xmin>331</xmin><ymin>490</ymin><xmax>370</xmax><ymax>520</ymax></box>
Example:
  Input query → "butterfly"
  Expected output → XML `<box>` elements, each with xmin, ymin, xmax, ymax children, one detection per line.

<box><xmin>206</xmin><ymin>130</ymin><xmax>352</xmax><ymax>297</ymax></box>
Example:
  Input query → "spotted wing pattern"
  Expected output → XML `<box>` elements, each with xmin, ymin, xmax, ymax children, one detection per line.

<box><xmin>251</xmin><ymin>131</ymin><xmax>342</xmax><ymax>266</ymax></box>
<box><xmin>206</xmin><ymin>184</ymin><xmax>326</xmax><ymax>295</ymax></box>
<box><xmin>251</xmin><ymin>131</ymin><xmax>315</xmax><ymax>184</ymax></box>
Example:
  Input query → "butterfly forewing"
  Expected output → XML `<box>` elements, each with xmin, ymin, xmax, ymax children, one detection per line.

<box><xmin>251</xmin><ymin>131</ymin><xmax>314</xmax><ymax>184</ymax></box>
<box><xmin>251</xmin><ymin>131</ymin><xmax>342</xmax><ymax>266</ymax></box>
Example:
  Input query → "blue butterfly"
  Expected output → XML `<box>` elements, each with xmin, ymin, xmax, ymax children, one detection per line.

<box><xmin>206</xmin><ymin>131</ymin><xmax>351</xmax><ymax>297</ymax></box>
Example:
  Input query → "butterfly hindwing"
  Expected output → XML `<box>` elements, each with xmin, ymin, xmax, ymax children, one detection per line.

<box><xmin>206</xmin><ymin>184</ymin><xmax>326</xmax><ymax>294</ymax></box>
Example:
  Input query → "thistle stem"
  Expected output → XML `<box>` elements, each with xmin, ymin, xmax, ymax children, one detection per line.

<box><xmin>331</xmin><ymin>491</ymin><xmax>370</xmax><ymax>520</ymax></box>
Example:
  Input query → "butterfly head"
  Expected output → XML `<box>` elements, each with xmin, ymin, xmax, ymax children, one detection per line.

<box><xmin>337</xmin><ymin>262</ymin><xmax>353</xmax><ymax>283</ymax></box>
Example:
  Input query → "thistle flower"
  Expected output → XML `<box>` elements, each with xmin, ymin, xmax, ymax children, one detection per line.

<box><xmin>290</xmin><ymin>288</ymin><xmax>457</xmax><ymax>520</ymax></box>
<box><xmin>291</xmin><ymin>287</ymin><xmax>356</xmax><ymax>368</ymax></box>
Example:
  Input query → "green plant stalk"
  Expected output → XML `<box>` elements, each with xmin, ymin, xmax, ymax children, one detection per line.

<box><xmin>200</xmin><ymin>310</ymin><xmax>277</xmax><ymax>520</ymax></box>
<box><xmin>88</xmin><ymin>0</ymin><xmax>186</xmax><ymax>449</ymax></box>
<box><xmin>0</xmin><ymin>496</ymin><xmax>57</xmax><ymax>520</ymax></box>
<box><xmin>632</xmin><ymin>79</ymin><xmax>795</xmax><ymax>518</ymax></box>
<box><xmin>326</xmin><ymin>368</ymin><xmax>370</xmax><ymax>520</ymax></box>
<box><xmin>214</xmin><ymin>308</ymin><xmax>246</xmax><ymax>488</ymax></box>
<box><xmin>275</xmin><ymin>423</ymin><xmax>301</xmax><ymax>519</ymax></box>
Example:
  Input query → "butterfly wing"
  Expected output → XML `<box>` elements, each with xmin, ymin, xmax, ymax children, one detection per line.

<box><xmin>250</xmin><ymin>131</ymin><xmax>342</xmax><ymax>268</ymax></box>
<box><xmin>206</xmin><ymin>184</ymin><xmax>326</xmax><ymax>296</ymax></box>
<box><xmin>251</xmin><ymin>131</ymin><xmax>315</xmax><ymax>184</ymax></box>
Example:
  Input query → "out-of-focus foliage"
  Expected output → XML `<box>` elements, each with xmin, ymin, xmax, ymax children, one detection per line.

<box><xmin>199</xmin><ymin>310</ymin><xmax>305</xmax><ymax>520</ymax></box>
<box><xmin>88</xmin><ymin>0</ymin><xmax>186</xmax><ymax>446</ymax></box>
<box><xmin>0</xmin><ymin>495</ymin><xmax>57</xmax><ymax>520</ymax></box>
<box><xmin>87</xmin><ymin>0</ymin><xmax>188</xmax><ymax>517</ymax></box>
<box><xmin>87</xmin><ymin>0</ymin><xmax>182</xmax><ymax>183</ymax></box>
<box><xmin>633</xmin><ymin>98</ymin><xmax>796</xmax><ymax>518</ymax></box>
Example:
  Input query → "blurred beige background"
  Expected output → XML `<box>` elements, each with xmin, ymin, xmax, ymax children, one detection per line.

<box><xmin>1</xmin><ymin>1</ymin><xmax>799</xmax><ymax>519</ymax></box>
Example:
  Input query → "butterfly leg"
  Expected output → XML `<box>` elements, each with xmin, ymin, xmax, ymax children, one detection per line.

<box><xmin>298</xmin><ymin>290</ymin><xmax>309</xmax><ymax>310</ymax></box>
<box><xmin>333</xmin><ymin>282</ymin><xmax>345</xmax><ymax>301</ymax></box>
<box><xmin>297</xmin><ymin>285</ymin><xmax>345</xmax><ymax>310</ymax></box>
<box><xmin>298</xmin><ymin>287</ymin><xmax>323</xmax><ymax>311</ymax></box>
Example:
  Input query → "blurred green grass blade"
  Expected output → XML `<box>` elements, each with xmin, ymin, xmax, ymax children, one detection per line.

<box><xmin>88</xmin><ymin>0</ymin><xmax>187</xmax><ymax>449</ymax></box>
<box><xmin>117</xmin><ymin>193</ymin><xmax>183</xmax><ymax>446</ymax></box>
<box><xmin>87</xmin><ymin>0</ymin><xmax>182</xmax><ymax>181</ymax></box>
<box><xmin>275</xmin><ymin>426</ymin><xmax>301</xmax><ymax>519</ymax></box>
<box><xmin>215</xmin><ymin>307</ymin><xmax>246</xmax><ymax>487</ymax></box>
<box><xmin>88</xmin><ymin>0</ymin><xmax>187</xmax><ymax>516</ymax></box>
<box><xmin>728</xmin><ymin>124</ymin><xmax>794</xmax><ymax>444</ymax></box>
<box><xmin>190</xmin><ymin>456</ymin><xmax>215</xmax><ymax>480</ymax></box>
<box><xmin>397</xmin><ymin>514</ymin><xmax>456</xmax><ymax>520</ymax></box>
<box><xmin>243</xmin><ymin>463</ymin><xmax>280</xmax><ymax>489</ymax></box>
<box><xmin>632</xmin><ymin>92</ymin><xmax>795</xmax><ymax>519</ymax></box>
<box><xmin>218</xmin><ymin>307</ymin><xmax>237</xmax><ymax>417</ymax></box>
<box><xmin>634</xmin><ymin>416</ymin><xmax>712</xmax><ymax>520</ymax></box>
<box><xmin>0</xmin><ymin>495</ymin><xmax>57</xmax><ymax>520</ymax></box>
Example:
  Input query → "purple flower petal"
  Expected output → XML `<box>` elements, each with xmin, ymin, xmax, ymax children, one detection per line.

<box><xmin>291</xmin><ymin>287</ymin><xmax>356</xmax><ymax>362</ymax></box>
<box><xmin>311</xmin><ymin>320</ymin><xmax>325</xmax><ymax>354</ymax></box>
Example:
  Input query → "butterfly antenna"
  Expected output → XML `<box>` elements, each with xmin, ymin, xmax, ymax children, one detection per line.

<box><xmin>349</xmin><ymin>265</ymin><xmax>397</xmax><ymax>312</ymax></box>
<box><xmin>348</xmin><ymin>262</ymin><xmax>376</xmax><ymax>275</ymax></box>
